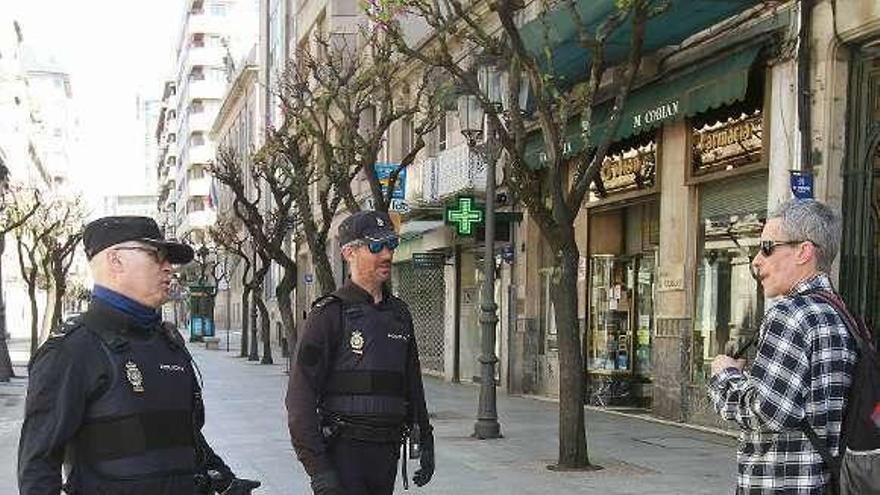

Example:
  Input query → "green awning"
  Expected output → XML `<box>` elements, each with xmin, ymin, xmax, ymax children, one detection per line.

<box><xmin>520</xmin><ymin>0</ymin><xmax>764</xmax><ymax>85</ymax></box>
<box><xmin>524</xmin><ymin>43</ymin><xmax>762</xmax><ymax>167</ymax></box>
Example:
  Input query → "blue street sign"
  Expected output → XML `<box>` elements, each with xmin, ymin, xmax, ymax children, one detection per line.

<box><xmin>790</xmin><ymin>170</ymin><xmax>814</xmax><ymax>199</ymax></box>
<box><xmin>374</xmin><ymin>163</ymin><xmax>406</xmax><ymax>199</ymax></box>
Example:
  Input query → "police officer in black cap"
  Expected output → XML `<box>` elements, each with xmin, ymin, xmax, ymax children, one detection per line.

<box><xmin>287</xmin><ymin>210</ymin><xmax>435</xmax><ymax>495</ymax></box>
<box><xmin>18</xmin><ymin>216</ymin><xmax>260</xmax><ymax>495</ymax></box>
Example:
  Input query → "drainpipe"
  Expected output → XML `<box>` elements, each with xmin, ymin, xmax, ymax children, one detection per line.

<box><xmin>797</xmin><ymin>0</ymin><xmax>813</xmax><ymax>171</ymax></box>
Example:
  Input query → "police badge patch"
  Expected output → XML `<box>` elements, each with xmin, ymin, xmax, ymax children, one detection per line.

<box><xmin>350</xmin><ymin>331</ymin><xmax>365</xmax><ymax>355</ymax></box>
<box><xmin>125</xmin><ymin>360</ymin><xmax>145</xmax><ymax>393</ymax></box>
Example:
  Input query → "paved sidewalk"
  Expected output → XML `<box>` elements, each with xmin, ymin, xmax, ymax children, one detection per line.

<box><xmin>0</xmin><ymin>335</ymin><xmax>740</xmax><ymax>494</ymax></box>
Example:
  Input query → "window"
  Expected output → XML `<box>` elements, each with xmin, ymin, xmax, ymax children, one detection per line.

<box><xmin>190</xmin><ymin>67</ymin><xmax>205</xmax><ymax>81</ymax></box>
<box><xmin>187</xmin><ymin>197</ymin><xmax>206</xmax><ymax>212</ymax></box>
<box><xmin>693</xmin><ymin>175</ymin><xmax>766</xmax><ymax>383</ymax></box>
<box><xmin>191</xmin><ymin>133</ymin><xmax>205</xmax><ymax>147</ymax></box>
<box><xmin>191</xmin><ymin>33</ymin><xmax>205</xmax><ymax>48</ymax></box>
<box><xmin>209</xmin><ymin>2</ymin><xmax>228</xmax><ymax>16</ymax></box>
<box><xmin>438</xmin><ymin>114</ymin><xmax>447</xmax><ymax>152</ymax></box>
<box><xmin>401</xmin><ymin>116</ymin><xmax>413</xmax><ymax>157</ymax></box>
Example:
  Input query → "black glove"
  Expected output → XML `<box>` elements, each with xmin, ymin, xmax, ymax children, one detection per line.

<box><xmin>412</xmin><ymin>429</ymin><xmax>435</xmax><ymax>487</ymax></box>
<box><xmin>310</xmin><ymin>470</ymin><xmax>345</xmax><ymax>495</ymax></box>
<box><xmin>218</xmin><ymin>478</ymin><xmax>262</xmax><ymax>494</ymax></box>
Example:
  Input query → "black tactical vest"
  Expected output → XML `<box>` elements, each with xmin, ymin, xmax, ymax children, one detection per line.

<box><xmin>321</xmin><ymin>299</ymin><xmax>413</xmax><ymax>423</ymax></box>
<box><xmin>68</xmin><ymin>325</ymin><xmax>197</xmax><ymax>489</ymax></box>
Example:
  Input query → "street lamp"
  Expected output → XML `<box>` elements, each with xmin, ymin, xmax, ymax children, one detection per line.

<box><xmin>458</xmin><ymin>60</ymin><xmax>503</xmax><ymax>440</ymax></box>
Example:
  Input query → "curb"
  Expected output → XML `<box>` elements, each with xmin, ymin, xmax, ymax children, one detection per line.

<box><xmin>519</xmin><ymin>393</ymin><xmax>738</xmax><ymax>439</ymax></box>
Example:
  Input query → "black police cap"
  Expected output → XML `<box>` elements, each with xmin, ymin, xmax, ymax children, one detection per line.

<box><xmin>338</xmin><ymin>211</ymin><xmax>396</xmax><ymax>246</ymax></box>
<box><xmin>83</xmin><ymin>216</ymin><xmax>194</xmax><ymax>264</ymax></box>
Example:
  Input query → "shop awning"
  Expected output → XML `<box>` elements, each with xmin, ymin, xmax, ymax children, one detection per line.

<box><xmin>524</xmin><ymin>43</ymin><xmax>763</xmax><ymax>167</ymax></box>
<box><xmin>520</xmin><ymin>0</ymin><xmax>764</xmax><ymax>85</ymax></box>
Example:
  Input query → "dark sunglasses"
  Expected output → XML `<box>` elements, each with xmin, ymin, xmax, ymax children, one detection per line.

<box><xmin>113</xmin><ymin>245</ymin><xmax>169</xmax><ymax>264</ymax></box>
<box><xmin>363</xmin><ymin>236</ymin><xmax>399</xmax><ymax>254</ymax></box>
<box><xmin>758</xmin><ymin>239</ymin><xmax>807</xmax><ymax>258</ymax></box>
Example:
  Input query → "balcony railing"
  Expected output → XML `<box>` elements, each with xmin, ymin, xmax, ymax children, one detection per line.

<box><xmin>436</xmin><ymin>142</ymin><xmax>486</xmax><ymax>199</ymax></box>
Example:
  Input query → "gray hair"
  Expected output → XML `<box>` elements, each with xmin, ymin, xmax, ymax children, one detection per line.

<box><xmin>768</xmin><ymin>199</ymin><xmax>841</xmax><ymax>272</ymax></box>
<box><xmin>340</xmin><ymin>239</ymin><xmax>363</xmax><ymax>257</ymax></box>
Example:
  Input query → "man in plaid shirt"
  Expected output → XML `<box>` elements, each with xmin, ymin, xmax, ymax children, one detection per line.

<box><xmin>708</xmin><ymin>199</ymin><xmax>857</xmax><ymax>494</ymax></box>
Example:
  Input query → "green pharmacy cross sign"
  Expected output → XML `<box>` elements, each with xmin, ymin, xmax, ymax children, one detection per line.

<box><xmin>446</xmin><ymin>196</ymin><xmax>484</xmax><ymax>236</ymax></box>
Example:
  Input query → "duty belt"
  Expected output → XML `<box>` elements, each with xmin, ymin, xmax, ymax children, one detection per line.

<box><xmin>324</xmin><ymin>418</ymin><xmax>406</xmax><ymax>443</ymax></box>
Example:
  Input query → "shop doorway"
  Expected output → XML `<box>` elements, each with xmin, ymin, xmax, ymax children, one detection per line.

<box><xmin>840</xmin><ymin>50</ymin><xmax>880</xmax><ymax>326</ymax></box>
<box><xmin>586</xmin><ymin>202</ymin><xmax>658</xmax><ymax>407</ymax></box>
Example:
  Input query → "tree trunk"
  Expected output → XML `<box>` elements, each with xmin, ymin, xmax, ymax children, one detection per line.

<box><xmin>52</xmin><ymin>266</ymin><xmax>66</xmax><ymax>327</ymax></box>
<box><xmin>550</xmin><ymin>231</ymin><xmax>590</xmax><ymax>469</ymax></box>
<box><xmin>40</xmin><ymin>282</ymin><xmax>53</xmax><ymax>342</ymax></box>
<box><xmin>240</xmin><ymin>288</ymin><xmax>251</xmax><ymax>358</ymax></box>
<box><xmin>275</xmin><ymin>267</ymin><xmax>296</xmax><ymax>357</ymax></box>
<box><xmin>0</xmin><ymin>238</ymin><xmax>14</xmax><ymax>381</ymax></box>
<box><xmin>256</xmin><ymin>294</ymin><xmax>273</xmax><ymax>365</ymax></box>
<box><xmin>248</xmin><ymin>287</ymin><xmax>260</xmax><ymax>361</ymax></box>
<box><xmin>28</xmin><ymin>283</ymin><xmax>38</xmax><ymax>357</ymax></box>
<box><xmin>313</xmin><ymin>245</ymin><xmax>337</xmax><ymax>296</ymax></box>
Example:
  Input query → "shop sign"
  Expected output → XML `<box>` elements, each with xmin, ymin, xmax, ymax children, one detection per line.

<box><xmin>596</xmin><ymin>143</ymin><xmax>656</xmax><ymax>196</ymax></box>
<box><xmin>445</xmin><ymin>196</ymin><xmax>483</xmax><ymax>236</ymax></box>
<box><xmin>413</xmin><ymin>252</ymin><xmax>446</xmax><ymax>269</ymax></box>
<box><xmin>633</xmin><ymin>100</ymin><xmax>680</xmax><ymax>131</ymax></box>
<box><xmin>693</xmin><ymin>112</ymin><xmax>763</xmax><ymax>175</ymax></box>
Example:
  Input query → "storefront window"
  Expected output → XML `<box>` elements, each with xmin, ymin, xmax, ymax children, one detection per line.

<box><xmin>588</xmin><ymin>252</ymin><xmax>655</xmax><ymax>373</ymax></box>
<box><xmin>693</xmin><ymin>178</ymin><xmax>765</xmax><ymax>383</ymax></box>
<box><xmin>587</xmin><ymin>202</ymin><xmax>658</xmax><ymax>379</ymax></box>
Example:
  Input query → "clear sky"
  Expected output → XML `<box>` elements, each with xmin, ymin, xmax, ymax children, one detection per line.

<box><xmin>9</xmin><ymin>0</ymin><xmax>182</xmax><ymax>212</ymax></box>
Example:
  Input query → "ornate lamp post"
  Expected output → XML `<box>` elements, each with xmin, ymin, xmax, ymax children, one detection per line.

<box><xmin>458</xmin><ymin>62</ymin><xmax>503</xmax><ymax>440</ymax></box>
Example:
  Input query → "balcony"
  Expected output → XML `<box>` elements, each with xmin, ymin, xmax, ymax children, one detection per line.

<box><xmin>179</xmin><ymin>209</ymin><xmax>217</xmax><ymax>238</ymax></box>
<box><xmin>406</xmin><ymin>156</ymin><xmax>438</xmax><ymax>205</ymax></box>
<box><xmin>436</xmin><ymin>142</ymin><xmax>486</xmax><ymax>199</ymax></box>
<box><xmin>185</xmin><ymin>79</ymin><xmax>226</xmax><ymax>102</ymax></box>
<box><xmin>188</xmin><ymin>176</ymin><xmax>211</xmax><ymax>197</ymax></box>
<box><xmin>184</xmin><ymin>143</ymin><xmax>214</xmax><ymax>165</ymax></box>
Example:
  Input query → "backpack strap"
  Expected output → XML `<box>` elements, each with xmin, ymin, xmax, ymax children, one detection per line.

<box><xmin>797</xmin><ymin>289</ymin><xmax>864</xmax><ymax>494</ymax></box>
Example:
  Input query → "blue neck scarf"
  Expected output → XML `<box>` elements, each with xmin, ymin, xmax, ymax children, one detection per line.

<box><xmin>93</xmin><ymin>285</ymin><xmax>162</xmax><ymax>328</ymax></box>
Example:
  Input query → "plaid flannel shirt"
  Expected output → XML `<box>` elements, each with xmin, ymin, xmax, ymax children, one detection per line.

<box><xmin>707</xmin><ymin>274</ymin><xmax>857</xmax><ymax>494</ymax></box>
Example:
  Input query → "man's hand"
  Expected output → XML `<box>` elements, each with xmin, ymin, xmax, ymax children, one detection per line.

<box><xmin>310</xmin><ymin>470</ymin><xmax>345</xmax><ymax>495</ymax></box>
<box><xmin>711</xmin><ymin>354</ymin><xmax>746</xmax><ymax>377</ymax></box>
<box><xmin>413</xmin><ymin>430</ymin><xmax>435</xmax><ymax>487</ymax></box>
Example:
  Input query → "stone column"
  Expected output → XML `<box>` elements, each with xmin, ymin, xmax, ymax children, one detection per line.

<box><xmin>654</xmin><ymin>121</ymin><xmax>698</xmax><ymax>421</ymax></box>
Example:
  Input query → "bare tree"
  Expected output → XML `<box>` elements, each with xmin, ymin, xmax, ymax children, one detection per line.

<box><xmin>272</xmin><ymin>27</ymin><xmax>447</xmax><ymax>295</ymax></box>
<box><xmin>377</xmin><ymin>0</ymin><xmax>663</xmax><ymax>468</ymax></box>
<box><xmin>209</xmin><ymin>215</ymin><xmax>253</xmax><ymax>358</ymax></box>
<box><xmin>0</xmin><ymin>185</ymin><xmax>40</xmax><ymax>380</ymax></box>
<box><xmin>9</xmin><ymin>194</ymin><xmax>80</xmax><ymax>356</ymax></box>
<box><xmin>210</xmin><ymin>147</ymin><xmax>298</xmax><ymax>363</ymax></box>
<box><xmin>38</xmin><ymin>198</ymin><xmax>84</xmax><ymax>340</ymax></box>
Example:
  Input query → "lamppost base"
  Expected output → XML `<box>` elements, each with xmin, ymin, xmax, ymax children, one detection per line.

<box><xmin>473</xmin><ymin>419</ymin><xmax>502</xmax><ymax>439</ymax></box>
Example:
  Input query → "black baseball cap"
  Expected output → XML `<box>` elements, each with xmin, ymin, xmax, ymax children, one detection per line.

<box><xmin>338</xmin><ymin>210</ymin><xmax>397</xmax><ymax>246</ymax></box>
<box><xmin>83</xmin><ymin>216</ymin><xmax>194</xmax><ymax>264</ymax></box>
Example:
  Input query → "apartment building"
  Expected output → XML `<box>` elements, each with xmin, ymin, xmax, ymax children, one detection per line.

<box><xmin>159</xmin><ymin>0</ymin><xmax>257</xmax><ymax>244</ymax></box>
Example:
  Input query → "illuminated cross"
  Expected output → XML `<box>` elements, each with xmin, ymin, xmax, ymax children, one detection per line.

<box><xmin>446</xmin><ymin>196</ymin><xmax>484</xmax><ymax>236</ymax></box>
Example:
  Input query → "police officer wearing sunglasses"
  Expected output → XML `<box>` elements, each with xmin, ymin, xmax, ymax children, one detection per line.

<box><xmin>18</xmin><ymin>216</ymin><xmax>260</xmax><ymax>495</ymax></box>
<box><xmin>287</xmin><ymin>210</ymin><xmax>435</xmax><ymax>495</ymax></box>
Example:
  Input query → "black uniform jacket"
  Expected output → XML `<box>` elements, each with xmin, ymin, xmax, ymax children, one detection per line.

<box><xmin>286</xmin><ymin>281</ymin><xmax>431</xmax><ymax>476</ymax></box>
<box><xmin>17</xmin><ymin>299</ymin><xmax>231</xmax><ymax>495</ymax></box>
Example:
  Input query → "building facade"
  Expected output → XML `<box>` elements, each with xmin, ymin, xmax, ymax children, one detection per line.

<box><xmin>162</xmin><ymin>0</ymin><xmax>257</xmax><ymax>244</ymax></box>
